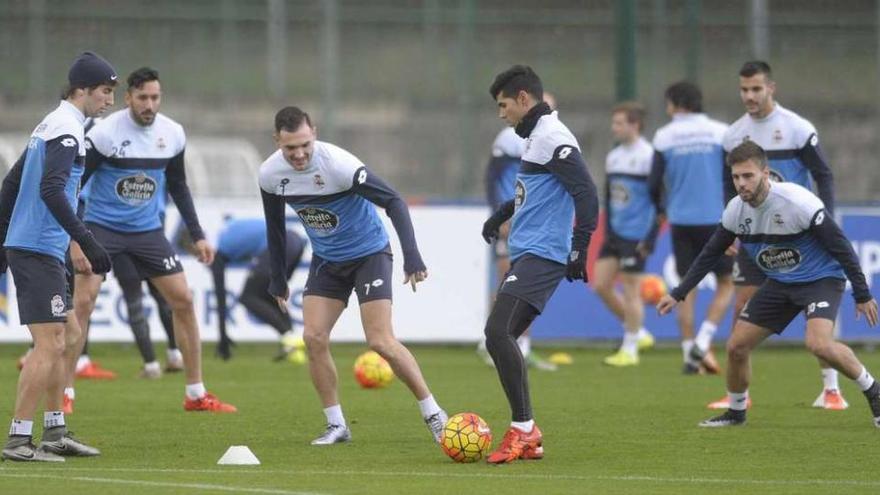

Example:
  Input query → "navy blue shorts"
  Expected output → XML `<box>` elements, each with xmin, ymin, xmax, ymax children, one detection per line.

<box><xmin>739</xmin><ymin>277</ymin><xmax>844</xmax><ymax>334</ymax></box>
<box><xmin>87</xmin><ymin>223</ymin><xmax>183</xmax><ymax>279</ymax></box>
<box><xmin>733</xmin><ymin>248</ymin><xmax>767</xmax><ymax>287</ymax></box>
<box><xmin>498</xmin><ymin>254</ymin><xmax>566</xmax><ymax>313</ymax></box>
<box><xmin>671</xmin><ymin>224</ymin><xmax>734</xmax><ymax>278</ymax></box>
<box><xmin>598</xmin><ymin>235</ymin><xmax>645</xmax><ymax>273</ymax></box>
<box><xmin>304</xmin><ymin>247</ymin><xmax>393</xmax><ymax>306</ymax></box>
<box><xmin>7</xmin><ymin>249</ymin><xmax>71</xmax><ymax>324</ymax></box>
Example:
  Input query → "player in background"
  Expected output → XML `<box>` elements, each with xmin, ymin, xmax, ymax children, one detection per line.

<box><xmin>211</xmin><ymin>217</ymin><xmax>306</xmax><ymax>361</ymax></box>
<box><xmin>0</xmin><ymin>52</ymin><xmax>116</xmax><ymax>461</ymax></box>
<box><xmin>649</xmin><ymin>81</ymin><xmax>732</xmax><ymax>374</ymax></box>
<box><xmin>657</xmin><ymin>141</ymin><xmax>880</xmax><ymax>428</ymax></box>
<box><xmin>479</xmin><ymin>92</ymin><xmax>559</xmax><ymax>371</ymax></box>
<box><xmin>72</xmin><ymin>67</ymin><xmax>236</xmax><ymax>412</ymax></box>
<box><xmin>481</xmin><ymin>66</ymin><xmax>598</xmax><ymax>463</ymax></box>
<box><xmin>259</xmin><ymin>106</ymin><xmax>446</xmax><ymax>445</ymax></box>
<box><xmin>706</xmin><ymin>60</ymin><xmax>844</xmax><ymax>410</ymax></box>
<box><xmin>595</xmin><ymin>102</ymin><xmax>657</xmax><ymax>367</ymax></box>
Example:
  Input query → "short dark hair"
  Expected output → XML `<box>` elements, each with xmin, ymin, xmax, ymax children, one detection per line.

<box><xmin>612</xmin><ymin>101</ymin><xmax>646</xmax><ymax>131</ymax></box>
<box><xmin>127</xmin><ymin>67</ymin><xmax>160</xmax><ymax>91</ymax></box>
<box><xmin>489</xmin><ymin>65</ymin><xmax>543</xmax><ymax>101</ymax></box>
<box><xmin>739</xmin><ymin>60</ymin><xmax>772</xmax><ymax>80</ymax></box>
<box><xmin>726</xmin><ymin>140</ymin><xmax>768</xmax><ymax>169</ymax></box>
<box><xmin>275</xmin><ymin>106</ymin><xmax>313</xmax><ymax>133</ymax></box>
<box><xmin>664</xmin><ymin>81</ymin><xmax>702</xmax><ymax>112</ymax></box>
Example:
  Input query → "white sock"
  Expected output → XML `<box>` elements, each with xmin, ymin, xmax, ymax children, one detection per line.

<box><xmin>855</xmin><ymin>367</ymin><xmax>876</xmax><ymax>392</ymax></box>
<box><xmin>821</xmin><ymin>368</ymin><xmax>840</xmax><ymax>391</ymax></box>
<box><xmin>728</xmin><ymin>391</ymin><xmax>749</xmax><ymax>411</ymax></box>
<box><xmin>167</xmin><ymin>348</ymin><xmax>183</xmax><ymax>362</ymax></box>
<box><xmin>511</xmin><ymin>419</ymin><xmax>534</xmax><ymax>432</ymax></box>
<box><xmin>682</xmin><ymin>339</ymin><xmax>695</xmax><ymax>363</ymax></box>
<box><xmin>64</xmin><ymin>387</ymin><xmax>75</xmax><ymax>400</ymax></box>
<box><xmin>44</xmin><ymin>411</ymin><xmax>65</xmax><ymax>429</ymax></box>
<box><xmin>637</xmin><ymin>327</ymin><xmax>651</xmax><ymax>339</ymax></box>
<box><xmin>185</xmin><ymin>382</ymin><xmax>207</xmax><ymax>400</ymax></box>
<box><xmin>517</xmin><ymin>336</ymin><xmax>531</xmax><ymax>357</ymax></box>
<box><xmin>694</xmin><ymin>321</ymin><xmax>718</xmax><ymax>352</ymax></box>
<box><xmin>76</xmin><ymin>355</ymin><xmax>91</xmax><ymax>372</ymax></box>
<box><xmin>323</xmin><ymin>404</ymin><xmax>346</xmax><ymax>427</ymax></box>
<box><xmin>621</xmin><ymin>331</ymin><xmax>639</xmax><ymax>356</ymax></box>
<box><xmin>9</xmin><ymin>419</ymin><xmax>33</xmax><ymax>437</ymax></box>
<box><xmin>144</xmin><ymin>361</ymin><xmax>161</xmax><ymax>373</ymax></box>
<box><xmin>418</xmin><ymin>395</ymin><xmax>442</xmax><ymax>418</ymax></box>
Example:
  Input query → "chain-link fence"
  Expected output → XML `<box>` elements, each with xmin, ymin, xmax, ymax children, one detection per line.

<box><xmin>1</xmin><ymin>0</ymin><xmax>878</xmax><ymax>200</ymax></box>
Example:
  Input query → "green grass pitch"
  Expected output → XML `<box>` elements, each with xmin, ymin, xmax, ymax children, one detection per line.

<box><xmin>0</xmin><ymin>342</ymin><xmax>878</xmax><ymax>494</ymax></box>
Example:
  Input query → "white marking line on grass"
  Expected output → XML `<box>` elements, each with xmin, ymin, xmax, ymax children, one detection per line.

<box><xmin>2</xmin><ymin>466</ymin><xmax>879</xmax><ymax>488</ymax></box>
<box><xmin>0</xmin><ymin>472</ymin><xmax>326</xmax><ymax>495</ymax></box>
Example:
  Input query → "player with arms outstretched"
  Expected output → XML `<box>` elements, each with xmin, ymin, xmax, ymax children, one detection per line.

<box><xmin>657</xmin><ymin>141</ymin><xmax>880</xmax><ymax>428</ymax></box>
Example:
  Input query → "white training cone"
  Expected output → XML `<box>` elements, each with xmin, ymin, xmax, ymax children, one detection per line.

<box><xmin>217</xmin><ymin>445</ymin><xmax>261</xmax><ymax>465</ymax></box>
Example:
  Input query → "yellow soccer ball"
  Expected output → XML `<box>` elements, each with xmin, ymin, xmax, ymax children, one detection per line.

<box><xmin>353</xmin><ymin>351</ymin><xmax>394</xmax><ymax>389</ymax></box>
<box><xmin>440</xmin><ymin>412</ymin><xmax>492</xmax><ymax>463</ymax></box>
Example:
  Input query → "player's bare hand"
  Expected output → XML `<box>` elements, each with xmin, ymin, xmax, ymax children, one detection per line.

<box><xmin>404</xmin><ymin>270</ymin><xmax>428</xmax><ymax>292</ymax></box>
<box><xmin>656</xmin><ymin>294</ymin><xmax>679</xmax><ymax>316</ymax></box>
<box><xmin>856</xmin><ymin>298</ymin><xmax>879</xmax><ymax>327</ymax></box>
<box><xmin>69</xmin><ymin>240</ymin><xmax>93</xmax><ymax>274</ymax></box>
<box><xmin>193</xmin><ymin>239</ymin><xmax>215</xmax><ymax>265</ymax></box>
<box><xmin>725</xmin><ymin>243</ymin><xmax>738</xmax><ymax>257</ymax></box>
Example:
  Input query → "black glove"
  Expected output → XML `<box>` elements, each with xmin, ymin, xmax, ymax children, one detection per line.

<box><xmin>565</xmin><ymin>247</ymin><xmax>588</xmax><ymax>283</ymax></box>
<box><xmin>0</xmin><ymin>247</ymin><xmax>7</xmax><ymax>274</ymax></box>
<box><xmin>77</xmin><ymin>232</ymin><xmax>112</xmax><ymax>274</ymax></box>
<box><xmin>482</xmin><ymin>204</ymin><xmax>514</xmax><ymax>244</ymax></box>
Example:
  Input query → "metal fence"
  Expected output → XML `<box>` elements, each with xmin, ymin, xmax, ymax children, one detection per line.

<box><xmin>1</xmin><ymin>0</ymin><xmax>878</xmax><ymax>200</ymax></box>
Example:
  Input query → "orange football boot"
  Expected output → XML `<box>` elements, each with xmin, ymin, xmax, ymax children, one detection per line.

<box><xmin>62</xmin><ymin>394</ymin><xmax>74</xmax><ymax>415</ymax></box>
<box><xmin>813</xmin><ymin>389</ymin><xmax>849</xmax><ymax>410</ymax></box>
<box><xmin>486</xmin><ymin>425</ymin><xmax>543</xmax><ymax>464</ymax></box>
<box><xmin>183</xmin><ymin>392</ymin><xmax>237</xmax><ymax>413</ymax></box>
<box><xmin>76</xmin><ymin>361</ymin><xmax>117</xmax><ymax>380</ymax></box>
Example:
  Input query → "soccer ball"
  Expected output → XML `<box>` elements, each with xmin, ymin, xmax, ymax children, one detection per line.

<box><xmin>640</xmin><ymin>274</ymin><xmax>667</xmax><ymax>305</ymax></box>
<box><xmin>440</xmin><ymin>412</ymin><xmax>492</xmax><ymax>463</ymax></box>
<box><xmin>353</xmin><ymin>351</ymin><xmax>394</xmax><ymax>388</ymax></box>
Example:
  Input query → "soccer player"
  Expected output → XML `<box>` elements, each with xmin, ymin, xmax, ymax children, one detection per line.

<box><xmin>259</xmin><ymin>106</ymin><xmax>447</xmax><ymax>445</ymax></box>
<box><xmin>211</xmin><ymin>217</ymin><xmax>305</xmax><ymax>361</ymax></box>
<box><xmin>649</xmin><ymin>82</ymin><xmax>732</xmax><ymax>374</ymax></box>
<box><xmin>708</xmin><ymin>60</ymin><xmax>844</xmax><ymax>410</ymax></box>
<box><xmin>657</xmin><ymin>141</ymin><xmax>880</xmax><ymax>428</ymax></box>
<box><xmin>596</xmin><ymin>102</ymin><xmax>657</xmax><ymax>367</ymax></box>
<box><xmin>481</xmin><ymin>66</ymin><xmax>598</xmax><ymax>463</ymax></box>
<box><xmin>479</xmin><ymin>92</ymin><xmax>559</xmax><ymax>371</ymax></box>
<box><xmin>0</xmin><ymin>52</ymin><xmax>116</xmax><ymax>462</ymax></box>
<box><xmin>72</xmin><ymin>67</ymin><xmax>236</xmax><ymax>412</ymax></box>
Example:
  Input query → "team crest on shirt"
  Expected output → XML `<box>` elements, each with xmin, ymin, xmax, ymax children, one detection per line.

<box><xmin>609</xmin><ymin>182</ymin><xmax>630</xmax><ymax>206</ymax></box>
<box><xmin>116</xmin><ymin>172</ymin><xmax>157</xmax><ymax>206</ymax></box>
<box><xmin>296</xmin><ymin>207</ymin><xmax>339</xmax><ymax>236</ymax></box>
<box><xmin>514</xmin><ymin>179</ymin><xmax>526</xmax><ymax>209</ymax></box>
<box><xmin>50</xmin><ymin>294</ymin><xmax>65</xmax><ymax>317</ymax></box>
<box><xmin>756</xmin><ymin>246</ymin><xmax>801</xmax><ymax>273</ymax></box>
<box><xmin>157</xmin><ymin>137</ymin><xmax>166</xmax><ymax>150</ymax></box>
<box><xmin>773</xmin><ymin>129</ymin><xmax>783</xmax><ymax>143</ymax></box>
<box><xmin>313</xmin><ymin>174</ymin><xmax>325</xmax><ymax>189</ymax></box>
<box><xmin>773</xmin><ymin>213</ymin><xmax>784</xmax><ymax>226</ymax></box>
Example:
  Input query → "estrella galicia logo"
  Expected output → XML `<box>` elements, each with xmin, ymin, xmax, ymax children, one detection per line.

<box><xmin>609</xmin><ymin>182</ymin><xmax>630</xmax><ymax>207</ymax></box>
<box><xmin>514</xmin><ymin>179</ymin><xmax>526</xmax><ymax>209</ymax></box>
<box><xmin>115</xmin><ymin>172</ymin><xmax>157</xmax><ymax>206</ymax></box>
<box><xmin>756</xmin><ymin>246</ymin><xmax>801</xmax><ymax>273</ymax></box>
<box><xmin>296</xmin><ymin>207</ymin><xmax>339</xmax><ymax>236</ymax></box>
